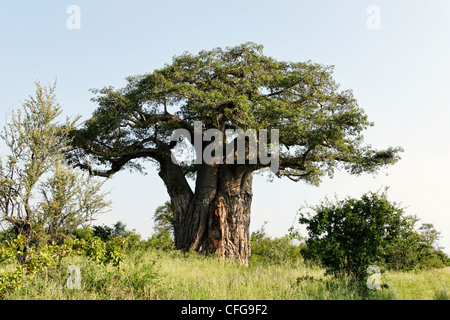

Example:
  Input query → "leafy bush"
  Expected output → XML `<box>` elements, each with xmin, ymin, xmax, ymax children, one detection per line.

<box><xmin>78</xmin><ymin>221</ymin><xmax>143</xmax><ymax>252</ymax></box>
<box><xmin>0</xmin><ymin>234</ymin><xmax>125</xmax><ymax>299</ymax></box>
<box><xmin>92</xmin><ymin>221</ymin><xmax>131</xmax><ymax>242</ymax></box>
<box><xmin>300</xmin><ymin>190</ymin><xmax>450</xmax><ymax>282</ymax></box>
<box><xmin>72</xmin><ymin>227</ymin><xmax>94</xmax><ymax>241</ymax></box>
<box><xmin>299</xmin><ymin>190</ymin><xmax>411</xmax><ymax>281</ymax></box>
<box><xmin>0</xmin><ymin>227</ymin><xmax>15</xmax><ymax>244</ymax></box>
<box><xmin>382</xmin><ymin>221</ymin><xmax>450</xmax><ymax>271</ymax></box>
<box><xmin>145</xmin><ymin>231</ymin><xmax>175</xmax><ymax>252</ymax></box>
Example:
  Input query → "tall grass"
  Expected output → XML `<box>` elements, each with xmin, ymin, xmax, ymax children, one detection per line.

<box><xmin>2</xmin><ymin>248</ymin><xmax>449</xmax><ymax>300</ymax></box>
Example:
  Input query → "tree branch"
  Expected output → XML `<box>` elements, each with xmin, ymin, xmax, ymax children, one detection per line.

<box><xmin>75</xmin><ymin>147</ymin><xmax>160</xmax><ymax>178</ymax></box>
<box><xmin>140</xmin><ymin>112</ymin><xmax>195</xmax><ymax>136</ymax></box>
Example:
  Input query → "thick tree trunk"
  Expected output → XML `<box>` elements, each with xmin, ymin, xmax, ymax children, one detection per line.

<box><xmin>159</xmin><ymin>157</ymin><xmax>253</xmax><ymax>265</ymax></box>
<box><xmin>207</xmin><ymin>165</ymin><xmax>253</xmax><ymax>265</ymax></box>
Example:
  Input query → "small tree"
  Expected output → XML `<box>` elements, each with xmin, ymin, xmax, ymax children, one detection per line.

<box><xmin>0</xmin><ymin>81</ymin><xmax>110</xmax><ymax>247</ymax></box>
<box><xmin>381</xmin><ymin>217</ymin><xmax>422</xmax><ymax>271</ymax></box>
<box><xmin>92</xmin><ymin>221</ymin><xmax>130</xmax><ymax>240</ymax></box>
<box><xmin>92</xmin><ymin>224</ymin><xmax>114</xmax><ymax>242</ymax></box>
<box><xmin>250</xmin><ymin>222</ymin><xmax>304</xmax><ymax>265</ymax></box>
<box><xmin>152</xmin><ymin>201</ymin><xmax>175</xmax><ymax>237</ymax></box>
<box><xmin>145</xmin><ymin>201</ymin><xmax>175</xmax><ymax>251</ymax></box>
<box><xmin>418</xmin><ymin>223</ymin><xmax>442</xmax><ymax>250</ymax></box>
<box><xmin>383</xmin><ymin>220</ymin><xmax>449</xmax><ymax>270</ymax></box>
<box><xmin>299</xmin><ymin>190</ymin><xmax>410</xmax><ymax>281</ymax></box>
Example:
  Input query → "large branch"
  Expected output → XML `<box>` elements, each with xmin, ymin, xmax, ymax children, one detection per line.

<box><xmin>277</xmin><ymin>146</ymin><xmax>401</xmax><ymax>175</ymax></box>
<box><xmin>75</xmin><ymin>147</ymin><xmax>160</xmax><ymax>178</ymax></box>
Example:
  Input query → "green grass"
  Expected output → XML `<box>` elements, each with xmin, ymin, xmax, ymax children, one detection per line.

<box><xmin>2</xmin><ymin>248</ymin><xmax>449</xmax><ymax>300</ymax></box>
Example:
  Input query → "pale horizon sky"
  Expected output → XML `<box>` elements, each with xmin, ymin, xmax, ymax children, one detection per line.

<box><xmin>1</xmin><ymin>1</ymin><xmax>450</xmax><ymax>254</ymax></box>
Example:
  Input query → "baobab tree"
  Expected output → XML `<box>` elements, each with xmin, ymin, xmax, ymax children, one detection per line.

<box><xmin>68</xmin><ymin>43</ymin><xmax>402</xmax><ymax>265</ymax></box>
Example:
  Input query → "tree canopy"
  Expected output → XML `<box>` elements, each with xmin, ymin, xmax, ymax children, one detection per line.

<box><xmin>69</xmin><ymin>42</ymin><xmax>402</xmax><ymax>184</ymax></box>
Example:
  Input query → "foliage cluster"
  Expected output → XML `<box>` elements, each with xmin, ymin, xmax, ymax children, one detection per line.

<box><xmin>0</xmin><ymin>234</ymin><xmax>126</xmax><ymax>299</ymax></box>
<box><xmin>250</xmin><ymin>222</ymin><xmax>304</xmax><ymax>266</ymax></box>
<box><xmin>299</xmin><ymin>190</ymin><xmax>450</xmax><ymax>282</ymax></box>
<box><xmin>69</xmin><ymin>43</ymin><xmax>402</xmax><ymax>188</ymax></box>
<box><xmin>0</xmin><ymin>81</ymin><xmax>110</xmax><ymax>249</ymax></box>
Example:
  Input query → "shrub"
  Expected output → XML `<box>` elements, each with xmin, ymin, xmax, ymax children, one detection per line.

<box><xmin>382</xmin><ymin>222</ymin><xmax>450</xmax><ymax>271</ymax></box>
<box><xmin>89</xmin><ymin>221</ymin><xmax>143</xmax><ymax>252</ymax></box>
<box><xmin>249</xmin><ymin>223</ymin><xmax>303</xmax><ymax>266</ymax></box>
<box><xmin>299</xmin><ymin>190</ymin><xmax>411</xmax><ymax>281</ymax></box>
<box><xmin>72</xmin><ymin>227</ymin><xmax>94</xmax><ymax>241</ymax></box>
<box><xmin>145</xmin><ymin>232</ymin><xmax>175</xmax><ymax>252</ymax></box>
<box><xmin>0</xmin><ymin>234</ymin><xmax>126</xmax><ymax>299</ymax></box>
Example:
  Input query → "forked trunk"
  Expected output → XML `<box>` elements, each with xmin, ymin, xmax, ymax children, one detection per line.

<box><xmin>159</xmin><ymin>157</ymin><xmax>253</xmax><ymax>265</ymax></box>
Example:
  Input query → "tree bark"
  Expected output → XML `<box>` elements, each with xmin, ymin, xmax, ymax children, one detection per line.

<box><xmin>158</xmin><ymin>158</ymin><xmax>253</xmax><ymax>265</ymax></box>
<box><xmin>207</xmin><ymin>165</ymin><xmax>253</xmax><ymax>265</ymax></box>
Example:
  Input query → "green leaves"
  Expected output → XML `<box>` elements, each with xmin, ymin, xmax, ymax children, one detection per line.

<box><xmin>299</xmin><ymin>190</ymin><xmax>409</xmax><ymax>280</ymax></box>
<box><xmin>0</xmin><ymin>81</ymin><xmax>110</xmax><ymax>247</ymax></box>
<box><xmin>70</xmin><ymin>42</ymin><xmax>402</xmax><ymax>184</ymax></box>
<box><xmin>0</xmin><ymin>235</ymin><xmax>126</xmax><ymax>299</ymax></box>
<box><xmin>83</xmin><ymin>236</ymin><xmax>125</xmax><ymax>268</ymax></box>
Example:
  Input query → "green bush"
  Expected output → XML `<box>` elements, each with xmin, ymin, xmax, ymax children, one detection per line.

<box><xmin>382</xmin><ymin>224</ymin><xmax>450</xmax><ymax>271</ymax></box>
<box><xmin>0</xmin><ymin>227</ymin><xmax>15</xmax><ymax>244</ymax></box>
<box><xmin>300</xmin><ymin>190</ymin><xmax>450</xmax><ymax>281</ymax></box>
<box><xmin>72</xmin><ymin>227</ymin><xmax>94</xmax><ymax>241</ymax></box>
<box><xmin>299</xmin><ymin>190</ymin><xmax>412</xmax><ymax>281</ymax></box>
<box><xmin>0</xmin><ymin>234</ymin><xmax>125</xmax><ymax>299</ymax></box>
<box><xmin>75</xmin><ymin>222</ymin><xmax>143</xmax><ymax>253</ymax></box>
<box><xmin>144</xmin><ymin>232</ymin><xmax>175</xmax><ymax>252</ymax></box>
<box><xmin>249</xmin><ymin>223</ymin><xmax>304</xmax><ymax>266</ymax></box>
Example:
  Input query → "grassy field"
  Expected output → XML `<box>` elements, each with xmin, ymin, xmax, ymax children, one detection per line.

<box><xmin>3</xmin><ymin>248</ymin><xmax>449</xmax><ymax>300</ymax></box>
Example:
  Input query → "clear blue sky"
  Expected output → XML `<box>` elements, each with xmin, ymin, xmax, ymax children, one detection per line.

<box><xmin>1</xmin><ymin>1</ymin><xmax>450</xmax><ymax>253</ymax></box>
